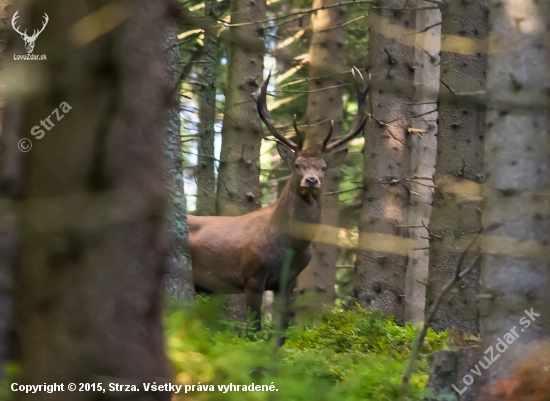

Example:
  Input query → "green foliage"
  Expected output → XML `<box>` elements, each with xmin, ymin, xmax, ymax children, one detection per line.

<box><xmin>0</xmin><ymin>362</ymin><xmax>21</xmax><ymax>401</ymax></box>
<box><xmin>284</xmin><ymin>306</ymin><xmax>447</xmax><ymax>360</ymax></box>
<box><xmin>166</xmin><ymin>298</ymin><xmax>448</xmax><ymax>401</ymax></box>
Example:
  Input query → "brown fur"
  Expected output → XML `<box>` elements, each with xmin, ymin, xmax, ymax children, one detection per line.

<box><xmin>189</xmin><ymin>67</ymin><xmax>368</xmax><ymax>336</ymax></box>
<box><xmin>189</xmin><ymin>152</ymin><xmax>335</xmax><ymax>333</ymax></box>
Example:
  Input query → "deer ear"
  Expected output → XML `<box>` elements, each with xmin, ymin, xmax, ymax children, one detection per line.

<box><xmin>327</xmin><ymin>148</ymin><xmax>348</xmax><ymax>167</ymax></box>
<box><xmin>276</xmin><ymin>142</ymin><xmax>296</xmax><ymax>163</ymax></box>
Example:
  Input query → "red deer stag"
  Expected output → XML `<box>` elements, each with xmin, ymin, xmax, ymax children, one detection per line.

<box><xmin>188</xmin><ymin>67</ymin><xmax>369</xmax><ymax>334</ymax></box>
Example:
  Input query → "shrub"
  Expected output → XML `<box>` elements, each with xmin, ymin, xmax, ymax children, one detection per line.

<box><xmin>166</xmin><ymin>299</ymin><xmax>448</xmax><ymax>401</ymax></box>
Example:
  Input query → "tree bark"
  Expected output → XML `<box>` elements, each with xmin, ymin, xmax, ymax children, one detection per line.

<box><xmin>215</xmin><ymin>0</ymin><xmax>266</xmax><ymax>321</ymax></box>
<box><xmin>216</xmin><ymin>0</ymin><xmax>265</xmax><ymax>216</ymax></box>
<box><xmin>354</xmin><ymin>0</ymin><xmax>415</xmax><ymax>322</ymax></box>
<box><xmin>10</xmin><ymin>1</ymin><xmax>173</xmax><ymax>399</ymax></box>
<box><xmin>164</xmin><ymin>17</ymin><xmax>194</xmax><ymax>300</ymax></box>
<box><xmin>425</xmin><ymin>348</ymin><xmax>482</xmax><ymax>401</ymax></box>
<box><xmin>404</xmin><ymin>1</ymin><xmax>440</xmax><ymax>324</ymax></box>
<box><xmin>478</xmin><ymin>0</ymin><xmax>550</xmax><ymax>390</ymax></box>
<box><xmin>0</xmin><ymin>0</ymin><xmax>16</xmax><ymax>380</ymax></box>
<box><xmin>196</xmin><ymin>0</ymin><xmax>218</xmax><ymax>217</ymax></box>
<box><xmin>427</xmin><ymin>0</ymin><xmax>487</xmax><ymax>334</ymax></box>
<box><xmin>296</xmin><ymin>0</ymin><xmax>346</xmax><ymax>314</ymax></box>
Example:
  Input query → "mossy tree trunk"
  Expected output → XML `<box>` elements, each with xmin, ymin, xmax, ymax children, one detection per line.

<box><xmin>426</xmin><ymin>0</ymin><xmax>487</xmax><ymax>334</ymax></box>
<box><xmin>296</xmin><ymin>0</ymin><xmax>346</xmax><ymax>315</ymax></box>
<box><xmin>354</xmin><ymin>0</ymin><xmax>416</xmax><ymax>322</ymax></box>
<box><xmin>478</xmin><ymin>0</ymin><xmax>550</xmax><ymax>390</ymax></box>
<box><xmin>11</xmin><ymin>1</ymin><xmax>173</xmax><ymax>399</ymax></box>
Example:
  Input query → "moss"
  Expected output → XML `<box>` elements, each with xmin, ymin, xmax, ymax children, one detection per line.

<box><xmin>166</xmin><ymin>299</ymin><xmax>449</xmax><ymax>401</ymax></box>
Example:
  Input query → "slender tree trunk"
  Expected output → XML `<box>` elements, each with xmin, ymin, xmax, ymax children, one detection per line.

<box><xmin>11</xmin><ymin>2</ymin><xmax>172</xmax><ymax>399</ymax></box>
<box><xmin>216</xmin><ymin>0</ymin><xmax>266</xmax><ymax>321</ymax></box>
<box><xmin>196</xmin><ymin>0</ymin><xmax>218</xmax><ymax>216</ymax></box>
<box><xmin>404</xmin><ymin>1</ymin><xmax>440</xmax><ymax>324</ymax></box>
<box><xmin>216</xmin><ymin>0</ymin><xmax>265</xmax><ymax>216</ymax></box>
<box><xmin>479</xmin><ymin>0</ymin><xmax>550</xmax><ymax>390</ymax></box>
<box><xmin>296</xmin><ymin>0</ymin><xmax>346</xmax><ymax>314</ymax></box>
<box><xmin>354</xmin><ymin>0</ymin><xmax>415</xmax><ymax>322</ymax></box>
<box><xmin>426</xmin><ymin>0</ymin><xmax>487</xmax><ymax>334</ymax></box>
<box><xmin>165</xmin><ymin>18</ymin><xmax>194</xmax><ymax>300</ymax></box>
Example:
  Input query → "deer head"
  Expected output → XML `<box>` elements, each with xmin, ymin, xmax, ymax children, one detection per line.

<box><xmin>12</xmin><ymin>11</ymin><xmax>49</xmax><ymax>54</ymax></box>
<box><xmin>252</xmin><ymin>67</ymin><xmax>369</xmax><ymax>199</ymax></box>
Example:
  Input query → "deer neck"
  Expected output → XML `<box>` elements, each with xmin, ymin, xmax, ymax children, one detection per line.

<box><xmin>270</xmin><ymin>175</ymin><xmax>322</xmax><ymax>246</ymax></box>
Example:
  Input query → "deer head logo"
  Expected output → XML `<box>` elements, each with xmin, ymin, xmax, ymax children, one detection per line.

<box><xmin>12</xmin><ymin>11</ymin><xmax>49</xmax><ymax>54</ymax></box>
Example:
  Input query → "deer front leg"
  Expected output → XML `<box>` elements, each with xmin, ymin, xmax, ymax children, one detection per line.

<box><xmin>244</xmin><ymin>276</ymin><xmax>265</xmax><ymax>332</ymax></box>
<box><xmin>278</xmin><ymin>249</ymin><xmax>311</xmax><ymax>346</ymax></box>
<box><xmin>278</xmin><ymin>277</ymin><xmax>297</xmax><ymax>346</ymax></box>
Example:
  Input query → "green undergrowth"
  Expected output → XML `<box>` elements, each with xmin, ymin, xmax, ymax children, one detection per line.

<box><xmin>166</xmin><ymin>296</ymin><xmax>449</xmax><ymax>401</ymax></box>
<box><xmin>0</xmin><ymin>363</ymin><xmax>20</xmax><ymax>400</ymax></box>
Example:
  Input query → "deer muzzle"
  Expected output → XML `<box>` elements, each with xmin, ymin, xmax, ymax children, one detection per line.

<box><xmin>301</xmin><ymin>176</ymin><xmax>321</xmax><ymax>189</ymax></box>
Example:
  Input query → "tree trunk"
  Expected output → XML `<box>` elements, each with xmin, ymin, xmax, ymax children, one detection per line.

<box><xmin>165</xmin><ymin>17</ymin><xmax>194</xmax><ymax>300</ymax></box>
<box><xmin>216</xmin><ymin>0</ymin><xmax>265</xmax><ymax>216</ymax></box>
<box><xmin>404</xmin><ymin>1</ymin><xmax>440</xmax><ymax>324</ymax></box>
<box><xmin>478</xmin><ymin>0</ymin><xmax>550</xmax><ymax>390</ymax></box>
<box><xmin>216</xmin><ymin>0</ymin><xmax>266</xmax><ymax>321</ymax></box>
<box><xmin>273</xmin><ymin>0</ymin><xmax>308</xmax><ymax>75</ymax></box>
<box><xmin>426</xmin><ymin>0</ymin><xmax>487</xmax><ymax>334</ymax></box>
<box><xmin>354</xmin><ymin>0</ymin><xmax>415</xmax><ymax>322</ymax></box>
<box><xmin>196</xmin><ymin>0</ymin><xmax>218</xmax><ymax>217</ymax></box>
<box><xmin>425</xmin><ymin>348</ymin><xmax>483</xmax><ymax>401</ymax></box>
<box><xmin>295</xmin><ymin>0</ymin><xmax>346</xmax><ymax>315</ymax></box>
<box><xmin>11</xmin><ymin>1</ymin><xmax>173</xmax><ymax>399</ymax></box>
<box><xmin>0</xmin><ymin>0</ymin><xmax>16</xmax><ymax>380</ymax></box>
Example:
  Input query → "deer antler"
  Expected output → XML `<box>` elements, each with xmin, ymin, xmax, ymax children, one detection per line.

<box><xmin>251</xmin><ymin>71</ymin><xmax>300</xmax><ymax>152</ymax></box>
<box><xmin>293</xmin><ymin>114</ymin><xmax>304</xmax><ymax>150</ymax></box>
<box><xmin>11</xmin><ymin>11</ymin><xmax>28</xmax><ymax>39</ymax></box>
<box><xmin>322</xmin><ymin>120</ymin><xmax>334</xmax><ymax>151</ymax></box>
<box><xmin>29</xmin><ymin>13</ymin><xmax>49</xmax><ymax>40</ymax></box>
<box><xmin>324</xmin><ymin>67</ymin><xmax>369</xmax><ymax>152</ymax></box>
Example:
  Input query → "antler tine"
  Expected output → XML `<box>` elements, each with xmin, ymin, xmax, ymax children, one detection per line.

<box><xmin>325</xmin><ymin>66</ymin><xmax>370</xmax><ymax>151</ymax></box>
<box><xmin>11</xmin><ymin>11</ymin><xmax>26</xmax><ymax>38</ymax></box>
<box><xmin>293</xmin><ymin>114</ymin><xmax>304</xmax><ymax>150</ymax></box>
<box><xmin>322</xmin><ymin>120</ymin><xmax>334</xmax><ymax>152</ymax></box>
<box><xmin>251</xmin><ymin>71</ymin><xmax>299</xmax><ymax>152</ymax></box>
<box><xmin>30</xmin><ymin>13</ymin><xmax>48</xmax><ymax>39</ymax></box>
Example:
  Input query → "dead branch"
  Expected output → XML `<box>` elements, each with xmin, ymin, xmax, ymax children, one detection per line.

<box><xmin>325</xmin><ymin>186</ymin><xmax>364</xmax><ymax>196</ymax></box>
<box><xmin>221</xmin><ymin>0</ymin><xmax>375</xmax><ymax>28</ymax></box>
<box><xmin>399</xmin><ymin>234</ymin><xmax>481</xmax><ymax>400</ymax></box>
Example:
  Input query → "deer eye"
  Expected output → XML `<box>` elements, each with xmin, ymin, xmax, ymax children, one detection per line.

<box><xmin>321</xmin><ymin>166</ymin><xmax>327</xmax><ymax>172</ymax></box>
<box><xmin>294</xmin><ymin>163</ymin><xmax>300</xmax><ymax>169</ymax></box>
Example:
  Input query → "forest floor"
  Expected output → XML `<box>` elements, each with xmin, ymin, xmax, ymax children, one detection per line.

<box><xmin>166</xmin><ymin>297</ymin><xmax>450</xmax><ymax>401</ymax></box>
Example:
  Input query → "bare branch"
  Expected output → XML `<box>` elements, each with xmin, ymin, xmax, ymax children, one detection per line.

<box><xmin>325</xmin><ymin>186</ymin><xmax>364</xmax><ymax>196</ymax></box>
<box><xmin>417</xmin><ymin>21</ymin><xmax>441</xmax><ymax>34</ymax></box>
<box><xmin>399</xmin><ymin>234</ymin><xmax>481</xmax><ymax>400</ymax></box>
<box><xmin>221</xmin><ymin>0</ymin><xmax>375</xmax><ymax>28</ymax></box>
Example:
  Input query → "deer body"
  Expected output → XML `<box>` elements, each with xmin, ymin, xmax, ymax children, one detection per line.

<box><xmin>188</xmin><ymin>68</ymin><xmax>369</xmax><ymax>334</ymax></box>
<box><xmin>190</xmin><ymin>153</ymin><xmax>325</xmax><ymax>328</ymax></box>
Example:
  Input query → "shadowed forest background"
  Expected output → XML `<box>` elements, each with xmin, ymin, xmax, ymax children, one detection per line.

<box><xmin>0</xmin><ymin>0</ymin><xmax>549</xmax><ymax>400</ymax></box>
